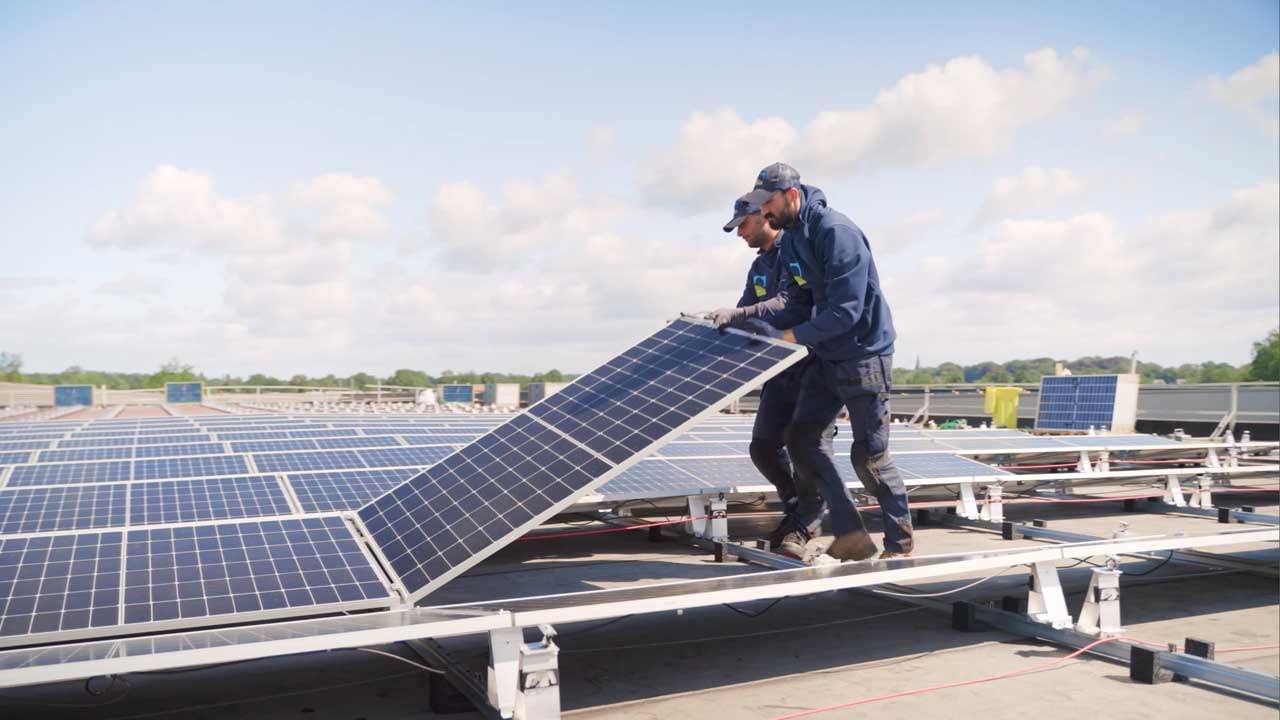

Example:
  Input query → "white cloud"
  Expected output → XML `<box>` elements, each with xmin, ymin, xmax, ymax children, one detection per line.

<box><xmin>639</xmin><ymin>110</ymin><xmax>797</xmax><ymax>213</ymax></box>
<box><xmin>1203</xmin><ymin>52</ymin><xmax>1280</xmax><ymax>137</ymax></box>
<box><xmin>971</xmin><ymin>166</ymin><xmax>1084</xmax><ymax>227</ymax></box>
<box><xmin>895</xmin><ymin>180</ymin><xmax>1279</xmax><ymax>365</ymax></box>
<box><xmin>88</xmin><ymin>165</ymin><xmax>282</xmax><ymax>252</ymax></box>
<box><xmin>867</xmin><ymin>209</ymin><xmax>947</xmax><ymax>253</ymax></box>
<box><xmin>287</xmin><ymin>174</ymin><xmax>393</xmax><ymax>240</ymax></box>
<box><xmin>640</xmin><ymin>48</ymin><xmax>1108</xmax><ymax>212</ymax></box>
<box><xmin>1104</xmin><ymin>113</ymin><xmax>1143</xmax><ymax>138</ymax></box>
<box><xmin>587</xmin><ymin>126</ymin><xmax>616</xmax><ymax>166</ymax></box>
<box><xmin>426</xmin><ymin>169</ymin><xmax>626</xmax><ymax>269</ymax></box>
<box><xmin>97</xmin><ymin>274</ymin><xmax>165</xmax><ymax>297</ymax></box>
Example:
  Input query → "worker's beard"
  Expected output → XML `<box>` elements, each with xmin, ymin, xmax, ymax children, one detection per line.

<box><xmin>765</xmin><ymin>201</ymin><xmax>798</xmax><ymax>231</ymax></box>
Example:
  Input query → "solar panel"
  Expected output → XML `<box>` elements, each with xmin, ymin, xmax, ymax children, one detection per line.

<box><xmin>165</xmin><ymin>382</ymin><xmax>203</xmax><ymax>403</ymax></box>
<box><xmin>132</xmin><ymin>456</ymin><xmax>250</xmax><ymax>481</ymax></box>
<box><xmin>253</xmin><ymin>451</ymin><xmax>367</xmax><ymax>474</ymax></box>
<box><xmin>894</xmin><ymin>452</ymin><xmax>1011</xmax><ymax>480</ymax></box>
<box><xmin>36</xmin><ymin>447</ymin><xmax>134</xmax><ymax>463</ymax></box>
<box><xmin>0</xmin><ymin>485</ymin><xmax>129</xmax><ymax>533</ymax></box>
<box><xmin>0</xmin><ymin>530</ymin><xmax>123</xmax><ymax>639</ymax></box>
<box><xmin>440</xmin><ymin>385</ymin><xmax>473</xmax><ymax>403</ymax></box>
<box><xmin>213</xmin><ymin>431</ymin><xmax>293</xmax><ymax>441</ymax></box>
<box><xmin>133</xmin><ymin>434</ymin><xmax>213</xmax><ymax>446</ymax></box>
<box><xmin>652</xmin><ymin>441</ymin><xmax>749</xmax><ymax>458</ymax></box>
<box><xmin>0</xmin><ymin>452</ymin><xmax>33</xmax><ymax>467</ymax></box>
<box><xmin>120</xmin><ymin>517</ymin><xmax>392</xmax><ymax>628</ymax></box>
<box><xmin>313</xmin><ymin>436</ymin><xmax>402</xmax><ymax>450</ymax></box>
<box><xmin>357</xmin><ymin>318</ymin><xmax>805</xmax><ymax>600</ymax></box>
<box><xmin>0</xmin><ymin>441</ymin><xmax>53</xmax><ymax>452</ymax></box>
<box><xmin>1036</xmin><ymin>375</ymin><xmax>1120</xmax><ymax>431</ymax></box>
<box><xmin>132</xmin><ymin>442</ymin><xmax>228</xmax><ymax>459</ymax></box>
<box><xmin>286</xmin><ymin>429</ymin><xmax>359</xmax><ymax>439</ymax></box>
<box><xmin>57</xmin><ymin>437</ymin><xmax>137</xmax><ymax>449</ymax></box>
<box><xmin>229</xmin><ymin>439</ymin><xmax>319</xmax><ymax>453</ymax></box>
<box><xmin>287</xmin><ymin>468</ymin><xmax>420</xmax><ymax>513</ymax></box>
<box><xmin>128</xmin><ymin>477</ymin><xmax>293</xmax><ymax>525</ymax></box>
<box><xmin>53</xmin><ymin>385</ymin><xmax>93</xmax><ymax>407</ymax></box>
<box><xmin>356</xmin><ymin>446</ymin><xmax>457</xmax><ymax>469</ymax></box>
<box><xmin>7</xmin><ymin>461</ymin><xmax>133</xmax><ymax>487</ymax></box>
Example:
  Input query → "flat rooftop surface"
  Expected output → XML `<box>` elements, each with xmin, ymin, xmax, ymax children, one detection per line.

<box><xmin>0</xmin><ymin>490</ymin><xmax>1275</xmax><ymax>719</ymax></box>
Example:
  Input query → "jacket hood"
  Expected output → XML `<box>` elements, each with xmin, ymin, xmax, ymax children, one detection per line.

<box><xmin>797</xmin><ymin>184</ymin><xmax>828</xmax><ymax>224</ymax></box>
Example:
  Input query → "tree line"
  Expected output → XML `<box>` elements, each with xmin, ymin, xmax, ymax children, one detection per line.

<box><xmin>3</xmin><ymin>328</ymin><xmax>1276</xmax><ymax>389</ymax></box>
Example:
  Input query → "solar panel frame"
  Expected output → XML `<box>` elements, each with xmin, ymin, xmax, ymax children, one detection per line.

<box><xmin>357</xmin><ymin>319</ymin><xmax>807</xmax><ymax>601</ymax></box>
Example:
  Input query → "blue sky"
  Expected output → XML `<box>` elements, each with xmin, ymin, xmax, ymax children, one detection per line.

<box><xmin>2</xmin><ymin>2</ymin><xmax>1277</xmax><ymax>377</ymax></box>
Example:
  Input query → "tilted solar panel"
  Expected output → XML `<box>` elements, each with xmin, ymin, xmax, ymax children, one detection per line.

<box><xmin>357</xmin><ymin>318</ymin><xmax>806</xmax><ymax>601</ymax></box>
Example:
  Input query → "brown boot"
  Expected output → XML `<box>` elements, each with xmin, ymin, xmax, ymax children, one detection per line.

<box><xmin>827</xmin><ymin>530</ymin><xmax>878</xmax><ymax>561</ymax></box>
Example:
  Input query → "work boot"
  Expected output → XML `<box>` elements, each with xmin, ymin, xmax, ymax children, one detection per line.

<box><xmin>766</xmin><ymin>516</ymin><xmax>793</xmax><ymax>551</ymax></box>
<box><xmin>827</xmin><ymin>530</ymin><xmax>878</xmax><ymax>562</ymax></box>
<box><xmin>880</xmin><ymin>549</ymin><xmax>912</xmax><ymax>560</ymax></box>
<box><xmin>777</xmin><ymin>528</ymin><xmax>812</xmax><ymax>559</ymax></box>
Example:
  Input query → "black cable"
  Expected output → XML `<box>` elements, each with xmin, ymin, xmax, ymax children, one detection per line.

<box><xmin>1124</xmin><ymin>551</ymin><xmax>1175</xmax><ymax>576</ymax></box>
<box><xmin>722</xmin><ymin>597</ymin><xmax>785</xmax><ymax>618</ymax></box>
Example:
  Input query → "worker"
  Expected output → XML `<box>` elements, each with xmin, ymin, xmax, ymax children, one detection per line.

<box><xmin>708</xmin><ymin>195</ymin><xmax>831</xmax><ymax>556</ymax></box>
<box><xmin>737</xmin><ymin>162</ymin><xmax>913</xmax><ymax>561</ymax></box>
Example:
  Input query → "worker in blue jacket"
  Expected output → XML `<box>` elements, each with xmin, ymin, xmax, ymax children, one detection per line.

<box><xmin>708</xmin><ymin>194</ymin><xmax>830</xmax><ymax>556</ymax></box>
<box><xmin>736</xmin><ymin>162</ymin><xmax>913</xmax><ymax>561</ymax></box>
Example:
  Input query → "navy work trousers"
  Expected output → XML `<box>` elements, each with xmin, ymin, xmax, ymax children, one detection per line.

<box><xmin>784</xmin><ymin>353</ymin><xmax>913</xmax><ymax>553</ymax></box>
<box><xmin>749</xmin><ymin>356</ymin><xmax>828</xmax><ymax>534</ymax></box>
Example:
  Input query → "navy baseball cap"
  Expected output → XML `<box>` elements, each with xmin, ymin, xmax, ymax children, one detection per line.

<box><xmin>742</xmin><ymin>162</ymin><xmax>801</xmax><ymax>204</ymax></box>
<box><xmin>723</xmin><ymin>193</ymin><xmax>761</xmax><ymax>232</ymax></box>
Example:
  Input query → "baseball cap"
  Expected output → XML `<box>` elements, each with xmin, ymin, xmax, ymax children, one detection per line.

<box><xmin>723</xmin><ymin>193</ymin><xmax>761</xmax><ymax>232</ymax></box>
<box><xmin>742</xmin><ymin>162</ymin><xmax>801</xmax><ymax>204</ymax></box>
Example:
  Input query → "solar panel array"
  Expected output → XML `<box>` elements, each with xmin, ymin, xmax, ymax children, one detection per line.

<box><xmin>357</xmin><ymin>319</ymin><xmax>808</xmax><ymax>600</ymax></box>
<box><xmin>0</xmin><ymin>332</ymin><xmax>1192</xmax><ymax>647</ymax></box>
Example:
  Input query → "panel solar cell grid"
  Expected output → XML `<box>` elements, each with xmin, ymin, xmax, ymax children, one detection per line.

<box><xmin>652</xmin><ymin>442</ymin><xmax>749</xmax><ymax>458</ymax></box>
<box><xmin>8</xmin><ymin>461</ymin><xmax>133</xmax><ymax>487</ymax></box>
<box><xmin>132</xmin><ymin>456</ymin><xmax>250</xmax><ymax>482</ymax></box>
<box><xmin>36</xmin><ymin>447</ymin><xmax>134</xmax><ymax>463</ymax></box>
<box><xmin>288</xmin><ymin>468</ymin><xmax>420</xmax><ymax>513</ymax></box>
<box><xmin>370</xmin><ymin>433</ymin><xmax>481</xmax><ymax>443</ymax></box>
<box><xmin>0</xmin><ymin>452</ymin><xmax>33</xmax><ymax>467</ymax></box>
<box><xmin>0</xmin><ymin>531</ymin><xmax>123</xmax><ymax>639</ymax></box>
<box><xmin>128</xmin><ymin>477</ymin><xmax>293</xmax><ymax>525</ymax></box>
<box><xmin>313</xmin><ymin>436</ymin><xmax>401</xmax><ymax>450</ymax></box>
<box><xmin>359</xmin><ymin>319</ymin><xmax>804</xmax><ymax>599</ymax></box>
<box><xmin>253</xmin><ymin>451</ymin><xmax>366</xmax><ymax>474</ymax></box>
<box><xmin>356</xmin><ymin>446</ymin><xmax>458</xmax><ymax>469</ymax></box>
<box><xmin>121</xmin><ymin>517</ymin><xmax>391</xmax><ymax>626</ymax></box>
<box><xmin>0</xmin><ymin>441</ymin><xmax>53</xmax><ymax>452</ymax></box>
<box><xmin>1036</xmin><ymin>375</ymin><xmax>1118</xmax><ymax>431</ymax></box>
<box><xmin>165</xmin><ymin>382</ymin><xmax>203</xmax><ymax>403</ymax></box>
<box><xmin>895</xmin><ymin>452</ymin><xmax>1010</xmax><ymax>480</ymax></box>
<box><xmin>213</xmin><ymin>432</ymin><xmax>293</xmax><ymax>441</ymax></box>
<box><xmin>0</xmin><ymin>485</ymin><xmax>129</xmax><ymax>534</ymax></box>
<box><xmin>229</xmin><ymin>439</ymin><xmax>319</xmax><ymax>454</ymax></box>
<box><xmin>57</xmin><ymin>437</ymin><xmax>137</xmax><ymax>449</ymax></box>
<box><xmin>286</xmin><ymin>429</ymin><xmax>359</xmax><ymax>439</ymax></box>
<box><xmin>132</xmin><ymin>443</ymin><xmax>228</xmax><ymax>459</ymax></box>
<box><xmin>132</xmin><ymin>434</ymin><xmax>213</xmax><ymax>446</ymax></box>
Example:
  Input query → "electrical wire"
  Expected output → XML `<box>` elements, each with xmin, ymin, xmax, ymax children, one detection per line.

<box><xmin>353</xmin><ymin>647</ymin><xmax>446</xmax><ymax>674</ymax></box>
<box><xmin>722</xmin><ymin>597</ymin><xmax>786</xmax><ymax>617</ymax></box>
<box><xmin>562</xmin><ymin>606</ymin><xmax>924</xmax><ymax>654</ymax></box>
<box><xmin>871</xmin><ymin>569</ymin><xmax>1015</xmax><ymax>598</ymax></box>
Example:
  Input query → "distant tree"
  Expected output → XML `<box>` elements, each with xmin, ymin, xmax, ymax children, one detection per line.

<box><xmin>1246</xmin><ymin>328</ymin><xmax>1280</xmax><ymax>381</ymax></box>
<box><xmin>0</xmin><ymin>351</ymin><xmax>21</xmax><ymax>382</ymax></box>
<box><xmin>349</xmin><ymin>372</ymin><xmax>376</xmax><ymax>390</ymax></box>
<box><xmin>245</xmin><ymin>374</ymin><xmax>283</xmax><ymax>386</ymax></box>
<box><xmin>146</xmin><ymin>359</ymin><xmax>200</xmax><ymax>388</ymax></box>
<box><xmin>288</xmin><ymin>374</ymin><xmax>309</xmax><ymax>386</ymax></box>
<box><xmin>387</xmin><ymin>369</ymin><xmax>430</xmax><ymax>387</ymax></box>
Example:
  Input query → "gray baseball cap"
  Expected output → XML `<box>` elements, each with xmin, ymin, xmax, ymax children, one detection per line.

<box><xmin>723</xmin><ymin>193</ymin><xmax>762</xmax><ymax>232</ymax></box>
<box><xmin>742</xmin><ymin>162</ymin><xmax>801</xmax><ymax>204</ymax></box>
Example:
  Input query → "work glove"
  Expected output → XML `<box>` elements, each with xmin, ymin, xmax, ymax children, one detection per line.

<box><xmin>741</xmin><ymin>318</ymin><xmax>784</xmax><ymax>339</ymax></box>
<box><xmin>707</xmin><ymin>307</ymin><xmax>747</xmax><ymax>329</ymax></box>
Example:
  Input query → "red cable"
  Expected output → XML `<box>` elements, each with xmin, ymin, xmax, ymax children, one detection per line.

<box><xmin>516</xmin><ymin>516</ymin><xmax>700</xmax><ymax>542</ymax></box>
<box><xmin>767</xmin><ymin>639</ymin><xmax>1280</xmax><ymax>720</ymax></box>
